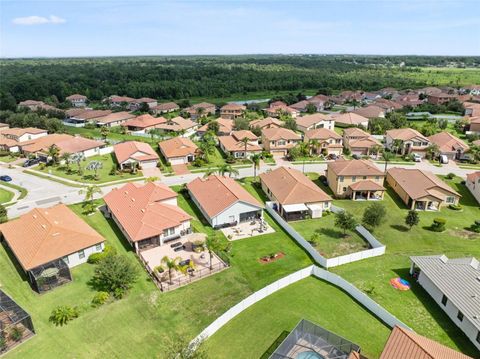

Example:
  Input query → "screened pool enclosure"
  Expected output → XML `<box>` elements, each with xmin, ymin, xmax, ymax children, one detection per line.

<box><xmin>28</xmin><ymin>258</ymin><xmax>72</xmax><ymax>293</ymax></box>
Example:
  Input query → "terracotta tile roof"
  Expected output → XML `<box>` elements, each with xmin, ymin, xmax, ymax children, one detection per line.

<box><xmin>0</xmin><ymin>204</ymin><xmax>104</xmax><ymax>270</ymax></box>
<box><xmin>348</xmin><ymin>137</ymin><xmax>381</xmax><ymax>149</ymax></box>
<box><xmin>328</xmin><ymin>159</ymin><xmax>384</xmax><ymax>176</ymax></box>
<box><xmin>343</xmin><ymin>127</ymin><xmax>371</xmax><ymax>138</ymax></box>
<box><xmin>66</xmin><ymin>94</ymin><xmax>87</xmax><ymax>101</ymax></box>
<box><xmin>353</xmin><ymin>105</ymin><xmax>385</xmax><ymax>119</ymax></box>
<box><xmin>19</xmin><ymin>134</ymin><xmax>73</xmax><ymax>153</ymax></box>
<box><xmin>380</xmin><ymin>326</ymin><xmax>473</xmax><ymax>359</ymax></box>
<box><xmin>428</xmin><ymin>132</ymin><xmax>469</xmax><ymax>153</ymax></box>
<box><xmin>71</xmin><ymin>109</ymin><xmax>112</xmax><ymax>120</ymax></box>
<box><xmin>250</xmin><ymin>117</ymin><xmax>283</xmax><ymax>129</ymax></box>
<box><xmin>65</xmin><ymin>108</ymin><xmax>87</xmax><ymax>117</ymax></box>
<box><xmin>154</xmin><ymin>116</ymin><xmax>197</xmax><ymax>132</ymax></box>
<box><xmin>387</xmin><ymin>167</ymin><xmax>460</xmax><ymax>200</ymax></box>
<box><xmin>104</xmin><ymin>182</ymin><xmax>191</xmax><ymax>242</ymax></box>
<box><xmin>122</xmin><ymin>114</ymin><xmax>166</xmax><ymax>129</ymax></box>
<box><xmin>221</xmin><ymin>103</ymin><xmax>246</xmax><ymax>111</ymax></box>
<box><xmin>94</xmin><ymin>111</ymin><xmax>136</xmax><ymax>125</ymax></box>
<box><xmin>186</xmin><ymin>102</ymin><xmax>216</xmax><ymax>114</ymax></box>
<box><xmin>114</xmin><ymin>141</ymin><xmax>159</xmax><ymax>164</ymax></box>
<box><xmin>305</xmin><ymin>128</ymin><xmax>341</xmax><ymax>141</ymax></box>
<box><xmin>134</xmin><ymin>97</ymin><xmax>157</xmax><ymax>103</ymax></box>
<box><xmin>262</xmin><ymin>127</ymin><xmax>301</xmax><ymax>141</ymax></box>
<box><xmin>218</xmin><ymin>135</ymin><xmax>262</xmax><ymax>153</ymax></box>
<box><xmin>187</xmin><ymin>175</ymin><xmax>263</xmax><ymax>218</ymax></box>
<box><xmin>270</xmin><ymin>101</ymin><xmax>287</xmax><ymax>108</ymax></box>
<box><xmin>232</xmin><ymin>130</ymin><xmax>258</xmax><ymax>141</ymax></box>
<box><xmin>296</xmin><ymin>113</ymin><xmax>332</xmax><ymax>129</ymax></box>
<box><xmin>19</xmin><ymin>100</ymin><xmax>44</xmax><ymax>106</ymax></box>
<box><xmin>260</xmin><ymin>166</ymin><xmax>331</xmax><ymax>205</ymax></box>
<box><xmin>469</xmin><ymin>116</ymin><xmax>480</xmax><ymax>124</ymax></box>
<box><xmin>349</xmin><ymin>180</ymin><xmax>385</xmax><ymax>191</ymax></box>
<box><xmin>158</xmin><ymin>137</ymin><xmax>198</xmax><ymax>158</ymax></box>
<box><xmin>1</xmin><ymin>127</ymin><xmax>47</xmax><ymax>137</ymax></box>
<box><xmin>152</xmin><ymin>102</ymin><xmax>179</xmax><ymax>112</ymax></box>
<box><xmin>331</xmin><ymin>112</ymin><xmax>369</xmax><ymax>126</ymax></box>
<box><xmin>466</xmin><ymin>171</ymin><xmax>480</xmax><ymax>182</ymax></box>
<box><xmin>386</xmin><ymin>128</ymin><xmax>429</xmax><ymax>142</ymax></box>
<box><xmin>0</xmin><ymin>138</ymin><xmax>19</xmax><ymax>148</ymax></box>
<box><xmin>20</xmin><ymin>134</ymin><xmax>104</xmax><ymax>155</ymax></box>
<box><xmin>198</xmin><ymin>118</ymin><xmax>234</xmax><ymax>134</ymax></box>
<box><xmin>374</xmin><ymin>98</ymin><xmax>403</xmax><ymax>110</ymax></box>
<box><xmin>109</xmin><ymin>95</ymin><xmax>135</xmax><ymax>103</ymax></box>
<box><xmin>289</xmin><ymin>100</ymin><xmax>310</xmax><ymax>110</ymax></box>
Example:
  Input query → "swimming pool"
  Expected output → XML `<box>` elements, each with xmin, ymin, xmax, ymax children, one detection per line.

<box><xmin>296</xmin><ymin>351</ymin><xmax>325</xmax><ymax>359</ymax></box>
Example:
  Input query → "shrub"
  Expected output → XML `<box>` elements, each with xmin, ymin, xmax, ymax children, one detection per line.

<box><xmin>9</xmin><ymin>326</ymin><xmax>24</xmax><ymax>342</ymax></box>
<box><xmin>446</xmin><ymin>173</ymin><xmax>455</xmax><ymax>180</ymax></box>
<box><xmin>431</xmin><ymin>218</ymin><xmax>446</xmax><ymax>232</ymax></box>
<box><xmin>87</xmin><ymin>245</ymin><xmax>117</xmax><ymax>264</ymax></box>
<box><xmin>113</xmin><ymin>287</ymin><xmax>126</xmax><ymax>299</ymax></box>
<box><xmin>91</xmin><ymin>291</ymin><xmax>110</xmax><ymax>307</ymax></box>
<box><xmin>470</xmin><ymin>220</ymin><xmax>480</xmax><ymax>233</ymax></box>
<box><xmin>448</xmin><ymin>204</ymin><xmax>462</xmax><ymax>211</ymax></box>
<box><xmin>0</xmin><ymin>335</ymin><xmax>6</xmax><ymax>352</ymax></box>
<box><xmin>92</xmin><ymin>255</ymin><xmax>139</xmax><ymax>295</ymax></box>
<box><xmin>49</xmin><ymin>305</ymin><xmax>79</xmax><ymax>326</ymax></box>
<box><xmin>38</xmin><ymin>163</ymin><xmax>46</xmax><ymax>170</ymax></box>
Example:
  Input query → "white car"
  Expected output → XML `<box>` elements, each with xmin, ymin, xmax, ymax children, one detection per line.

<box><xmin>412</xmin><ymin>153</ymin><xmax>422</xmax><ymax>162</ymax></box>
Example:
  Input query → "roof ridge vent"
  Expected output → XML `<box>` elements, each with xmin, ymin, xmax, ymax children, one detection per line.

<box><xmin>41</xmin><ymin>224</ymin><xmax>47</xmax><ymax>229</ymax></box>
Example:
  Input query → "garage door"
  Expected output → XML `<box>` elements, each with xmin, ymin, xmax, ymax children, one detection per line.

<box><xmin>141</xmin><ymin>160</ymin><xmax>158</xmax><ymax>169</ymax></box>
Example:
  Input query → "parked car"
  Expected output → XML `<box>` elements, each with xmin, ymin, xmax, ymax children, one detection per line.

<box><xmin>23</xmin><ymin>158</ymin><xmax>40</xmax><ymax>167</ymax></box>
<box><xmin>439</xmin><ymin>155</ymin><xmax>449</xmax><ymax>164</ymax></box>
<box><xmin>0</xmin><ymin>175</ymin><xmax>12</xmax><ymax>182</ymax></box>
<box><xmin>457</xmin><ymin>154</ymin><xmax>471</xmax><ymax>163</ymax></box>
<box><xmin>352</xmin><ymin>154</ymin><xmax>360</xmax><ymax>160</ymax></box>
<box><xmin>412</xmin><ymin>153</ymin><xmax>422</xmax><ymax>162</ymax></box>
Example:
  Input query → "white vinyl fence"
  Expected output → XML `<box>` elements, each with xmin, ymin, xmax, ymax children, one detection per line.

<box><xmin>192</xmin><ymin>265</ymin><xmax>410</xmax><ymax>347</ymax></box>
<box><xmin>265</xmin><ymin>202</ymin><xmax>386</xmax><ymax>268</ymax></box>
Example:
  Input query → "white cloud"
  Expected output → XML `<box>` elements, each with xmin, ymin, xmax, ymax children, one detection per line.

<box><xmin>12</xmin><ymin>15</ymin><xmax>66</xmax><ymax>26</ymax></box>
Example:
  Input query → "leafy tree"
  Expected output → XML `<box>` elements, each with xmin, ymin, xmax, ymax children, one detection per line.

<box><xmin>100</xmin><ymin>126</ymin><xmax>109</xmax><ymax>140</ymax></box>
<box><xmin>233</xmin><ymin>117</ymin><xmax>249</xmax><ymax>130</ymax></box>
<box><xmin>283</xmin><ymin>118</ymin><xmax>297</xmax><ymax>131</ymax></box>
<box><xmin>49</xmin><ymin>305</ymin><xmax>79</xmax><ymax>326</ymax></box>
<box><xmin>426</xmin><ymin>143</ymin><xmax>440</xmax><ymax>160</ymax></box>
<box><xmin>0</xmin><ymin>204</ymin><xmax>8</xmax><ymax>224</ymax></box>
<box><xmin>334</xmin><ymin>211</ymin><xmax>357</xmax><ymax>236</ymax></box>
<box><xmin>305</xmin><ymin>103</ymin><xmax>317</xmax><ymax>114</ymax></box>
<box><xmin>362</xmin><ymin>203</ymin><xmax>387</xmax><ymax>230</ymax></box>
<box><xmin>47</xmin><ymin>144</ymin><xmax>60</xmax><ymax>165</ymax></box>
<box><xmin>387</xmin><ymin>112</ymin><xmax>407</xmax><ymax>129</ymax></box>
<box><xmin>405</xmin><ymin>210</ymin><xmax>419</xmax><ymax>230</ymax></box>
<box><xmin>0</xmin><ymin>92</ymin><xmax>17</xmax><ymax>111</ymax></box>
<box><xmin>92</xmin><ymin>255</ymin><xmax>139</xmax><ymax>294</ymax></box>
<box><xmin>160</xmin><ymin>256</ymin><xmax>181</xmax><ymax>284</ymax></box>
<box><xmin>207</xmin><ymin>120</ymin><xmax>219</xmax><ymax>135</ymax></box>
<box><xmin>60</xmin><ymin>152</ymin><xmax>72</xmax><ymax>171</ymax></box>
<box><xmin>86</xmin><ymin>160</ymin><xmax>103</xmax><ymax>180</ymax></box>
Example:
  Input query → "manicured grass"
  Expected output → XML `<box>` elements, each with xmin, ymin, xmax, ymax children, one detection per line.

<box><xmin>0</xmin><ymin>187</ymin><xmax>14</xmax><ymax>203</ymax></box>
<box><xmin>187</xmin><ymin>145</ymin><xmax>251</xmax><ymax>170</ymax></box>
<box><xmin>205</xmin><ymin>277</ymin><xmax>391</xmax><ymax>359</ymax></box>
<box><xmin>330</xmin><ymin>176</ymin><xmax>480</xmax><ymax>357</ymax></box>
<box><xmin>0</xmin><ymin>181</ymin><xmax>28</xmax><ymax>200</ymax></box>
<box><xmin>64</xmin><ymin>126</ymin><xmax>159</xmax><ymax>147</ymax></box>
<box><xmin>37</xmin><ymin>154</ymin><xmax>141</xmax><ymax>184</ymax></box>
<box><xmin>0</xmin><ymin>154</ymin><xmax>20</xmax><ymax>163</ymax></box>
<box><xmin>290</xmin><ymin>215</ymin><xmax>369</xmax><ymax>258</ymax></box>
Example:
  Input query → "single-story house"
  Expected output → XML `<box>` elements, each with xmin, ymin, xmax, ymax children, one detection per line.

<box><xmin>263</xmin><ymin>105</ymin><xmax>299</xmax><ymax>119</ymax></box>
<box><xmin>104</xmin><ymin>182</ymin><xmax>192</xmax><ymax>252</ymax></box>
<box><xmin>386</xmin><ymin>167</ymin><xmax>460</xmax><ymax>210</ymax></box>
<box><xmin>352</xmin><ymin>105</ymin><xmax>385</xmax><ymax>119</ymax></box>
<box><xmin>249</xmin><ymin>117</ymin><xmax>283</xmax><ymax>131</ymax></box>
<box><xmin>464</xmin><ymin>102</ymin><xmax>480</xmax><ymax>117</ymax></box>
<box><xmin>466</xmin><ymin>171</ymin><xmax>480</xmax><ymax>204</ymax></box>
<box><xmin>122</xmin><ymin>114</ymin><xmax>166</xmax><ymax>133</ymax></box>
<box><xmin>197</xmin><ymin>118</ymin><xmax>234</xmax><ymax>136</ymax></box>
<box><xmin>113</xmin><ymin>141</ymin><xmax>159</xmax><ymax>170</ymax></box>
<box><xmin>107</xmin><ymin>95</ymin><xmax>136</xmax><ymax>107</ymax></box>
<box><xmin>326</xmin><ymin>159</ymin><xmax>385</xmax><ymax>199</ymax></box>
<box><xmin>1</xmin><ymin>127</ymin><xmax>47</xmax><ymax>143</ymax></box>
<box><xmin>187</xmin><ymin>175</ymin><xmax>264</xmax><ymax>229</ymax></box>
<box><xmin>128</xmin><ymin>97</ymin><xmax>158</xmax><ymax>111</ymax></box>
<box><xmin>304</xmin><ymin>128</ymin><xmax>343</xmax><ymax>156</ymax></box>
<box><xmin>185</xmin><ymin>102</ymin><xmax>216</xmax><ymax>120</ymax></box>
<box><xmin>66</xmin><ymin>94</ymin><xmax>87</xmax><ymax>107</ymax></box>
<box><xmin>260</xmin><ymin>166</ymin><xmax>331</xmax><ymax>221</ymax></box>
<box><xmin>469</xmin><ymin>117</ymin><xmax>480</xmax><ymax>133</ymax></box>
<box><xmin>94</xmin><ymin>111</ymin><xmax>136</xmax><ymax>127</ymax></box>
<box><xmin>380</xmin><ymin>325</ymin><xmax>473</xmax><ymax>359</ymax></box>
<box><xmin>220</xmin><ymin>103</ymin><xmax>246</xmax><ymax>119</ymax></box>
<box><xmin>154</xmin><ymin>116</ymin><xmax>199</xmax><ymax>137</ymax></box>
<box><xmin>63</xmin><ymin>109</ymin><xmax>112</xmax><ymax>127</ymax></box>
<box><xmin>409</xmin><ymin>255</ymin><xmax>480</xmax><ymax>351</ymax></box>
<box><xmin>428</xmin><ymin>131</ymin><xmax>470</xmax><ymax>160</ymax></box>
<box><xmin>158</xmin><ymin>137</ymin><xmax>199</xmax><ymax>165</ymax></box>
<box><xmin>343</xmin><ymin>127</ymin><xmax>382</xmax><ymax>156</ymax></box>
<box><xmin>261</xmin><ymin>127</ymin><xmax>302</xmax><ymax>156</ymax></box>
<box><xmin>295</xmin><ymin>113</ymin><xmax>335</xmax><ymax>133</ymax></box>
<box><xmin>330</xmin><ymin>112</ymin><xmax>369</xmax><ymax>128</ymax></box>
<box><xmin>151</xmin><ymin>102</ymin><xmax>180</xmax><ymax>115</ymax></box>
<box><xmin>385</xmin><ymin>128</ymin><xmax>430</xmax><ymax>157</ymax></box>
<box><xmin>289</xmin><ymin>100</ymin><xmax>312</xmax><ymax>113</ymax></box>
<box><xmin>0</xmin><ymin>204</ymin><xmax>105</xmax><ymax>292</ymax></box>
<box><xmin>18</xmin><ymin>100</ymin><xmax>48</xmax><ymax>111</ymax></box>
<box><xmin>218</xmin><ymin>130</ymin><xmax>262</xmax><ymax>159</ymax></box>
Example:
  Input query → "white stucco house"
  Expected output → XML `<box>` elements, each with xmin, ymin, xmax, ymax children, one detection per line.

<box><xmin>466</xmin><ymin>171</ymin><xmax>480</xmax><ymax>204</ymax></box>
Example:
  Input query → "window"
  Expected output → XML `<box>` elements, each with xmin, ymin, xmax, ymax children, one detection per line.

<box><xmin>63</xmin><ymin>256</ymin><xmax>69</xmax><ymax>265</ymax></box>
<box><xmin>457</xmin><ymin>311</ymin><xmax>464</xmax><ymax>322</ymax></box>
<box><xmin>339</xmin><ymin>176</ymin><xmax>344</xmax><ymax>182</ymax></box>
<box><xmin>445</xmin><ymin>196</ymin><xmax>455</xmax><ymax>204</ymax></box>
<box><xmin>78</xmin><ymin>250</ymin><xmax>85</xmax><ymax>260</ymax></box>
<box><xmin>441</xmin><ymin>295</ymin><xmax>448</xmax><ymax>306</ymax></box>
<box><xmin>363</xmin><ymin>176</ymin><xmax>367</xmax><ymax>180</ymax></box>
<box><xmin>95</xmin><ymin>244</ymin><xmax>102</xmax><ymax>251</ymax></box>
<box><xmin>342</xmin><ymin>187</ymin><xmax>347</xmax><ymax>192</ymax></box>
<box><xmin>352</xmin><ymin>176</ymin><xmax>356</xmax><ymax>182</ymax></box>
<box><xmin>375</xmin><ymin>176</ymin><xmax>380</xmax><ymax>181</ymax></box>
<box><xmin>163</xmin><ymin>227</ymin><xmax>175</xmax><ymax>236</ymax></box>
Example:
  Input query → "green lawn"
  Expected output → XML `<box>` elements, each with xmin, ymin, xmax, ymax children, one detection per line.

<box><xmin>64</xmin><ymin>126</ymin><xmax>159</xmax><ymax>147</ymax></box>
<box><xmin>290</xmin><ymin>215</ymin><xmax>369</xmax><ymax>258</ymax></box>
<box><xmin>187</xmin><ymin>145</ymin><xmax>251</xmax><ymax>170</ymax></box>
<box><xmin>205</xmin><ymin>277</ymin><xmax>391</xmax><ymax>359</ymax></box>
<box><xmin>0</xmin><ymin>187</ymin><xmax>14</xmax><ymax>203</ymax></box>
<box><xmin>37</xmin><ymin>154</ymin><xmax>141</xmax><ymax>184</ymax></box>
<box><xmin>0</xmin><ymin>154</ymin><xmax>20</xmax><ymax>163</ymax></box>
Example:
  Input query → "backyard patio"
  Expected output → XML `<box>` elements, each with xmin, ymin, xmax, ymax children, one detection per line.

<box><xmin>221</xmin><ymin>218</ymin><xmax>275</xmax><ymax>241</ymax></box>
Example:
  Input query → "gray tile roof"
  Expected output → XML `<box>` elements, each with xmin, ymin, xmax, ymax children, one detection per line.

<box><xmin>411</xmin><ymin>255</ymin><xmax>480</xmax><ymax>331</ymax></box>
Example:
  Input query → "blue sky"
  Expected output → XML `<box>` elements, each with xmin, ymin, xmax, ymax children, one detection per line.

<box><xmin>1</xmin><ymin>0</ymin><xmax>479</xmax><ymax>58</ymax></box>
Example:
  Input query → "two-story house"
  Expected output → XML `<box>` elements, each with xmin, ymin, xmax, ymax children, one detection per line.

<box><xmin>304</xmin><ymin>128</ymin><xmax>343</xmax><ymax>156</ymax></box>
<box><xmin>385</xmin><ymin>128</ymin><xmax>430</xmax><ymax>158</ymax></box>
<box><xmin>261</xmin><ymin>127</ymin><xmax>301</xmax><ymax>157</ymax></box>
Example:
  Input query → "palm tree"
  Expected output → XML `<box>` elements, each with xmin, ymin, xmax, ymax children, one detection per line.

<box><xmin>70</xmin><ymin>153</ymin><xmax>84</xmax><ymax>175</ymax></box>
<box><xmin>161</xmin><ymin>256</ymin><xmax>181</xmax><ymax>284</ymax></box>
<box><xmin>79</xmin><ymin>185</ymin><xmax>102</xmax><ymax>204</ymax></box>
<box><xmin>297</xmin><ymin>142</ymin><xmax>310</xmax><ymax>173</ymax></box>
<box><xmin>350</xmin><ymin>99</ymin><xmax>360</xmax><ymax>110</ymax></box>
<box><xmin>205</xmin><ymin>235</ymin><xmax>221</xmax><ymax>270</ymax></box>
<box><xmin>47</xmin><ymin>144</ymin><xmax>60</xmax><ymax>165</ymax></box>
<box><xmin>251</xmin><ymin>154</ymin><xmax>261</xmax><ymax>182</ymax></box>
<box><xmin>86</xmin><ymin>160</ymin><xmax>103</xmax><ymax>180</ymax></box>
<box><xmin>203</xmin><ymin>167</ymin><xmax>216</xmax><ymax>178</ymax></box>
<box><xmin>308</xmin><ymin>139</ymin><xmax>320</xmax><ymax>156</ymax></box>
<box><xmin>426</xmin><ymin>143</ymin><xmax>440</xmax><ymax>161</ymax></box>
<box><xmin>100</xmin><ymin>126</ymin><xmax>109</xmax><ymax>141</ymax></box>
<box><xmin>196</xmin><ymin>107</ymin><xmax>205</xmax><ymax>119</ymax></box>
<box><xmin>381</xmin><ymin>151</ymin><xmax>393</xmax><ymax>173</ymax></box>
<box><xmin>392</xmin><ymin>139</ymin><xmax>403</xmax><ymax>155</ymax></box>
<box><xmin>217</xmin><ymin>164</ymin><xmax>239</xmax><ymax>178</ymax></box>
<box><xmin>241</xmin><ymin>137</ymin><xmax>250</xmax><ymax>159</ymax></box>
<box><xmin>60</xmin><ymin>152</ymin><xmax>72</xmax><ymax>171</ymax></box>
<box><xmin>371</xmin><ymin>144</ymin><xmax>383</xmax><ymax>158</ymax></box>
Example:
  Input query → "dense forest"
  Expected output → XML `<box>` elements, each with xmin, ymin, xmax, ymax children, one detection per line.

<box><xmin>1</xmin><ymin>55</ymin><xmax>479</xmax><ymax>105</ymax></box>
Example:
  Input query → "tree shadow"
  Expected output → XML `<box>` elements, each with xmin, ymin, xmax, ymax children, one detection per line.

<box><xmin>392</xmin><ymin>267</ymin><xmax>480</xmax><ymax>358</ymax></box>
<box><xmin>259</xmin><ymin>330</ymin><xmax>290</xmax><ymax>359</ymax></box>
<box><xmin>385</xmin><ymin>187</ymin><xmax>409</xmax><ymax>210</ymax></box>
<box><xmin>317</xmin><ymin>227</ymin><xmax>345</xmax><ymax>239</ymax></box>
<box><xmin>390</xmin><ymin>224</ymin><xmax>409</xmax><ymax>232</ymax></box>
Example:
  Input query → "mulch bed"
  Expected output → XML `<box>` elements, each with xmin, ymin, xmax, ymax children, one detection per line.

<box><xmin>258</xmin><ymin>252</ymin><xmax>285</xmax><ymax>264</ymax></box>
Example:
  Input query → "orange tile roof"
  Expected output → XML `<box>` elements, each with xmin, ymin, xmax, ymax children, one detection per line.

<box><xmin>343</xmin><ymin>127</ymin><xmax>371</xmax><ymax>138</ymax></box>
<box><xmin>380</xmin><ymin>326</ymin><xmax>473</xmax><ymax>359</ymax></box>
<box><xmin>260</xmin><ymin>166</ymin><xmax>331</xmax><ymax>205</ymax></box>
<box><xmin>19</xmin><ymin>134</ymin><xmax>73</xmax><ymax>153</ymax></box>
<box><xmin>104</xmin><ymin>182</ymin><xmax>191</xmax><ymax>242</ymax></box>
<box><xmin>349</xmin><ymin>180</ymin><xmax>385</xmax><ymax>191</ymax></box>
<box><xmin>152</xmin><ymin>102</ymin><xmax>179</xmax><ymax>111</ymax></box>
<box><xmin>328</xmin><ymin>159</ymin><xmax>384</xmax><ymax>176</ymax></box>
<box><xmin>348</xmin><ymin>137</ymin><xmax>381</xmax><ymax>149</ymax></box>
<box><xmin>158</xmin><ymin>137</ymin><xmax>198</xmax><ymax>158</ymax></box>
<box><xmin>218</xmin><ymin>135</ymin><xmax>262</xmax><ymax>153</ymax></box>
<box><xmin>66</xmin><ymin>94</ymin><xmax>87</xmax><ymax>100</ymax></box>
<box><xmin>1</xmin><ymin>127</ymin><xmax>47</xmax><ymax>137</ymax></box>
<box><xmin>221</xmin><ymin>103</ymin><xmax>246</xmax><ymax>111</ymax></box>
<box><xmin>387</xmin><ymin>167</ymin><xmax>460</xmax><ymax>200</ymax></box>
<box><xmin>94</xmin><ymin>111</ymin><xmax>136</xmax><ymax>125</ymax></box>
<box><xmin>114</xmin><ymin>141</ymin><xmax>159</xmax><ymax>164</ymax></box>
<box><xmin>122</xmin><ymin>114</ymin><xmax>166</xmax><ymax>129</ymax></box>
<box><xmin>428</xmin><ymin>131</ymin><xmax>469</xmax><ymax>153</ymax></box>
<box><xmin>250</xmin><ymin>117</ymin><xmax>284</xmax><ymax>129</ymax></box>
<box><xmin>154</xmin><ymin>116</ymin><xmax>197</xmax><ymax>132</ymax></box>
<box><xmin>0</xmin><ymin>204</ymin><xmax>104</xmax><ymax>270</ymax></box>
<box><xmin>262</xmin><ymin>127</ymin><xmax>301</xmax><ymax>141</ymax></box>
<box><xmin>466</xmin><ymin>171</ymin><xmax>480</xmax><ymax>182</ymax></box>
<box><xmin>72</xmin><ymin>109</ymin><xmax>112</xmax><ymax>120</ymax></box>
<box><xmin>353</xmin><ymin>105</ymin><xmax>385</xmax><ymax>118</ymax></box>
<box><xmin>386</xmin><ymin>128</ymin><xmax>429</xmax><ymax>142</ymax></box>
<box><xmin>232</xmin><ymin>130</ymin><xmax>258</xmax><ymax>141</ymax></box>
<box><xmin>20</xmin><ymin>134</ymin><xmax>104</xmax><ymax>155</ymax></box>
<box><xmin>187</xmin><ymin>175</ymin><xmax>263</xmax><ymax>218</ymax></box>
<box><xmin>331</xmin><ymin>112</ymin><xmax>369</xmax><ymax>126</ymax></box>
<box><xmin>198</xmin><ymin>118</ymin><xmax>234</xmax><ymax>134</ymax></box>
<box><xmin>305</xmin><ymin>128</ymin><xmax>341</xmax><ymax>141</ymax></box>
<box><xmin>296</xmin><ymin>113</ymin><xmax>332</xmax><ymax>129</ymax></box>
